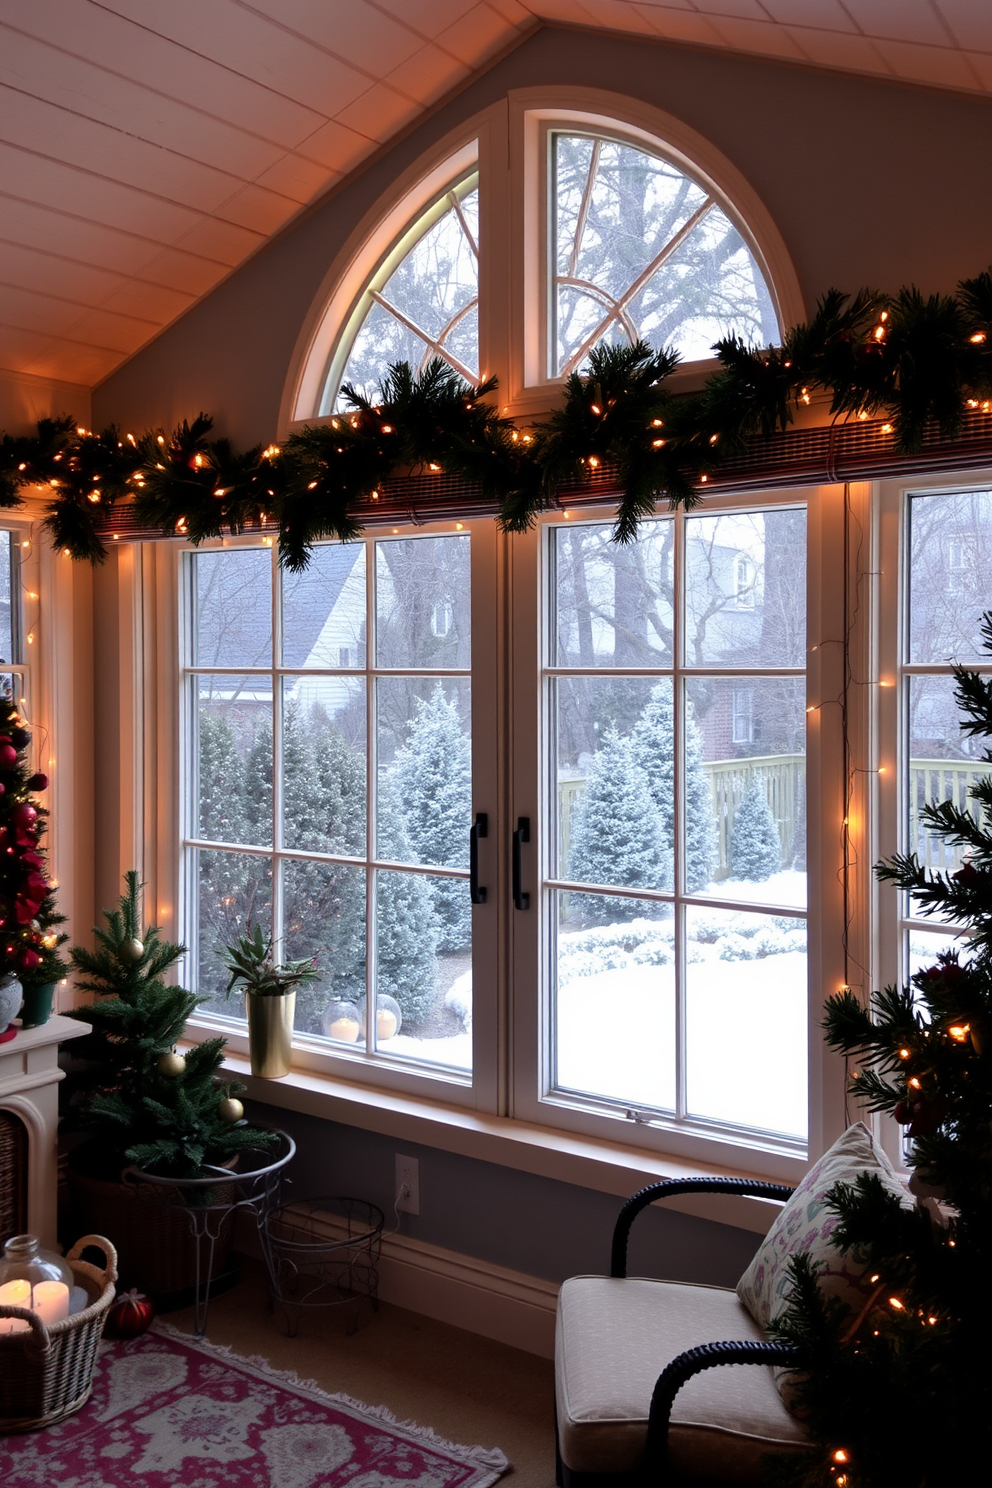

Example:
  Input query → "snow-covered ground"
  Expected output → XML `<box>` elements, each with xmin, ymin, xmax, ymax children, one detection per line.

<box><xmin>707</xmin><ymin>869</ymin><xmax>806</xmax><ymax>910</ymax></box>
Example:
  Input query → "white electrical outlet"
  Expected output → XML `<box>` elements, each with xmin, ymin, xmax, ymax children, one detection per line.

<box><xmin>395</xmin><ymin>1153</ymin><xmax>420</xmax><ymax>1215</ymax></box>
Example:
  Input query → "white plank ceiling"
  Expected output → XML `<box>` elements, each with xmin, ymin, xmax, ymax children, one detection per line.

<box><xmin>3</xmin><ymin>0</ymin><xmax>992</xmax><ymax>390</ymax></box>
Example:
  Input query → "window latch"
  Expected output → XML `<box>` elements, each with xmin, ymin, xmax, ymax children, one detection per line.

<box><xmin>513</xmin><ymin>817</ymin><xmax>530</xmax><ymax>910</ymax></box>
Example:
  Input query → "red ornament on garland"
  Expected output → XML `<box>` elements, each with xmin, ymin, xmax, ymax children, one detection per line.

<box><xmin>0</xmin><ymin>744</ymin><xmax>17</xmax><ymax>769</ymax></box>
<box><xmin>10</xmin><ymin>803</ymin><xmax>37</xmax><ymax>829</ymax></box>
<box><xmin>105</xmin><ymin>1288</ymin><xmax>155</xmax><ymax>1338</ymax></box>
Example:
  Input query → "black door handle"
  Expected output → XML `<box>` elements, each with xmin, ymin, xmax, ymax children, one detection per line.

<box><xmin>470</xmin><ymin>812</ymin><xmax>488</xmax><ymax>904</ymax></box>
<box><xmin>513</xmin><ymin>817</ymin><xmax>530</xmax><ymax>910</ymax></box>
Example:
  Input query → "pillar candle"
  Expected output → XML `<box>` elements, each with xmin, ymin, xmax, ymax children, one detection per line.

<box><xmin>32</xmin><ymin>1280</ymin><xmax>70</xmax><ymax>1326</ymax></box>
<box><xmin>0</xmin><ymin>1278</ymin><xmax>32</xmax><ymax>1334</ymax></box>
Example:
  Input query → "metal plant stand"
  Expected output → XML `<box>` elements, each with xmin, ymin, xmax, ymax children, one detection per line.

<box><xmin>121</xmin><ymin>1127</ymin><xmax>296</xmax><ymax>1336</ymax></box>
<box><xmin>262</xmin><ymin>1196</ymin><xmax>383</xmax><ymax>1337</ymax></box>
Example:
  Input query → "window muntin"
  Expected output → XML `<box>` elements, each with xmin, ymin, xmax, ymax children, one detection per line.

<box><xmin>546</xmin><ymin>505</ymin><xmax>807</xmax><ymax>1143</ymax></box>
<box><xmin>321</xmin><ymin>174</ymin><xmax>479</xmax><ymax>414</ymax></box>
<box><xmin>552</xmin><ymin>133</ymin><xmax>780</xmax><ymax>378</ymax></box>
<box><xmin>183</xmin><ymin>532</ymin><xmax>474</xmax><ymax>1077</ymax></box>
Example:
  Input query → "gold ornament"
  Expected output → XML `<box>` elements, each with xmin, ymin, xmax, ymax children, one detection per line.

<box><xmin>218</xmin><ymin>1096</ymin><xmax>244</xmax><ymax>1124</ymax></box>
<box><xmin>156</xmin><ymin>1050</ymin><xmax>185</xmax><ymax>1077</ymax></box>
<box><xmin>120</xmin><ymin>937</ymin><xmax>145</xmax><ymax>963</ymax></box>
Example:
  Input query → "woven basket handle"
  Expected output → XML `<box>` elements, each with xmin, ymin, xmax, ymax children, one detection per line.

<box><xmin>0</xmin><ymin>1305</ymin><xmax>51</xmax><ymax>1359</ymax></box>
<box><xmin>67</xmin><ymin>1234</ymin><xmax>119</xmax><ymax>1291</ymax></box>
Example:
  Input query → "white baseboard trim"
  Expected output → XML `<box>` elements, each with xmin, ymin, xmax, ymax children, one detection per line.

<box><xmin>234</xmin><ymin>1207</ymin><xmax>559</xmax><ymax>1358</ymax></box>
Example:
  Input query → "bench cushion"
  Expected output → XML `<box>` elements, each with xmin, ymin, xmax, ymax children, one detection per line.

<box><xmin>556</xmin><ymin>1276</ymin><xmax>808</xmax><ymax>1481</ymax></box>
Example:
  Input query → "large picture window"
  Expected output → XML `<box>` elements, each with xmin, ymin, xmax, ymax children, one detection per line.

<box><xmin>544</xmin><ymin>505</ymin><xmax>807</xmax><ymax>1143</ymax></box>
<box><xmin>182</xmin><ymin>530</ymin><xmax>478</xmax><ymax>1076</ymax></box>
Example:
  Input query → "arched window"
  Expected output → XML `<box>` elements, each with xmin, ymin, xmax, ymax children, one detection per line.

<box><xmin>552</xmin><ymin>133</ymin><xmax>780</xmax><ymax>377</ymax></box>
<box><xmin>320</xmin><ymin>172</ymin><xmax>479</xmax><ymax>414</ymax></box>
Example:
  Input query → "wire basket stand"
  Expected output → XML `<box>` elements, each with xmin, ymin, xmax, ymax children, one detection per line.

<box><xmin>262</xmin><ymin>1196</ymin><xmax>383</xmax><ymax>1336</ymax></box>
<box><xmin>121</xmin><ymin>1127</ymin><xmax>295</xmax><ymax>1336</ymax></box>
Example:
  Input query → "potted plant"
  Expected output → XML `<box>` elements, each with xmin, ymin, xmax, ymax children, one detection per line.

<box><xmin>62</xmin><ymin>873</ymin><xmax>276</xmax><ymax>1302</ymax></box>
<box><xmin>223</xmin><ymin>924</ymin><xmax>320</xmax><ymax>1078</ymax></box>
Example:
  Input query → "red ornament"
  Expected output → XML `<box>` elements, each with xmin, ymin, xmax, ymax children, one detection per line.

<box><xmin>10</xmin><ymin>803</ymin><xmax>37</xmax><ymax>829</ymax></box>
<box><xmin>953</xmin><ymin>861</ymin><xmax>979</xmax><ymax>885</ymax></box>
<box><xmin>26</xmin><ymin>773</ymin><xmax>48</xmax><ymax>792</ymax></box>
<box><xmin>105</xmin><ymin>1288</ymin><xmax>155</xmax><ymax>1339</ymax></box>
<box><xmin>16</xmin><ymin>948</ymin><xmax>40</xmax><ymax>971</ymax></box>
<box><xmin>0</xmin><ymin>744</ymin><xmax>17</xmax><ymax>769</ymax></box>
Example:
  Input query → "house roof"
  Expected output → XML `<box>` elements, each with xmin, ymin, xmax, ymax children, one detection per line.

<box><xmin>2</xmin><ymin>3</ymin><xmax>991</xmax><ymax>394</ymax></box>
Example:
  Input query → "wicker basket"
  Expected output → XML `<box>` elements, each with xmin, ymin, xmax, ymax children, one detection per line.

<box><xmin>0</xmin><ymin>1234</ymin><xmax>117</xmax><ymax>1433</ymax></box>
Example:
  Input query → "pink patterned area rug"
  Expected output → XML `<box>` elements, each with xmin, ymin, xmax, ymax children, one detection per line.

<box><xmin>0</xmin><ymin>1321</ymin><xmax>510</xmax><ymax>1488</ymax></box>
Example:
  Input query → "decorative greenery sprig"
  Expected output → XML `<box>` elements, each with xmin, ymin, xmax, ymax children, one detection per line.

<box><xmin>6</xmin><ymin>266</ymin><xmax>992</xmax><ymax>569</ymax></box>
<box><xmin>223</xmin><ymin>923</ymin><xmax>321</xmax><ymax>998</ymax></box>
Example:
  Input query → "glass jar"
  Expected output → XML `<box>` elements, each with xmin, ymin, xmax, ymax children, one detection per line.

<box><xmin>0</xmin><ymin>1234</ymin><xmax>73</xmax><ymax>1290</ymax></box>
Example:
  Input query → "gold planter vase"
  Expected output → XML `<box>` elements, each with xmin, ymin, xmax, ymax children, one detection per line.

<box><xmin>247</xmin><ymin>991</ymin><xmax>296</xmax><ymax>1078</ymax></box>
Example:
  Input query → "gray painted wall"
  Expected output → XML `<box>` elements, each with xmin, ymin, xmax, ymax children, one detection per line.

<box><xmin>89</xmin><ymin>25</ymin><xmax>992</xmax><ymax>1289</ymax></box>
<box><xmin>252</xmin><ymin>1104</ymin><xmax>761</xmax><ymax>1290</ymax></box>
<box><xmin>94</xmin><ymin>26</ymin><xmax>992</xmax><ymax>447</ymax></box>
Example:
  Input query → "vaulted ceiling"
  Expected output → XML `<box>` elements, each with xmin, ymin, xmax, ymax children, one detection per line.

<box><xmin>3</xmin><ymin>0</ymin><xmax>991</xmax><ymax>390</ymax></box>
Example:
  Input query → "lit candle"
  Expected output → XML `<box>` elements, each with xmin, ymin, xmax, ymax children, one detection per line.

<box><xmin>0</xmin><ymin>1278</ymin><xmax>32</xmax><ymax>1333</ymax></box>
<box><xmin>32</xmin><ymin>1281</ymin><xmax>69</xmax><ymax>1326</ymax></box>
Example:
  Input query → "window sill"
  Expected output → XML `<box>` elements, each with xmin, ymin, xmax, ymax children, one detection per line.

<box><xmin>216</xmin><ymin>1048</ymin><xmax>794</xmax><ymax>1236</ymax></box>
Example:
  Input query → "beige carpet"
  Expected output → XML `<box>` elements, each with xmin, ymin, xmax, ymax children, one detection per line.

<box><xmin>168</xmin><ymin>1256</ymin><xmax>557</xmax><ymax>1488</ymax></box>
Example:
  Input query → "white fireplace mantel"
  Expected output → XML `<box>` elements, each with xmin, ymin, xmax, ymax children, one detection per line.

<box><xmin>0</xmin><ymin>1013</ymin><xmax>89</xmax><ymax>1248</ymax></box>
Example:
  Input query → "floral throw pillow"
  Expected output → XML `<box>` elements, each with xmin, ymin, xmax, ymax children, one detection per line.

<box><xmin>736</xmin><ymin>1121</ymin><xmax>911</xmax><ymax>1331</ymax></box>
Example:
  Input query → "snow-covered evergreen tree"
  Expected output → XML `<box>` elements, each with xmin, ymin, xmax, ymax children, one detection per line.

<box><xmin>567</xmin><ymin>726</ymin><xmax>669</xmax><ymax>923</ymax></box>
<box><xmin>389</xmin><ymin>683</ymin><xmax>471</xmax><ymax>951</ymax></box>
<box><xmin>281</xmin><ymin>704</ymin><xmax>366</xmax><ymax>1030</ymax></box>
<box><xmin>729</xmin><ymin>775</ymin><xmax>781</xmax><ymax>882</ymax></box>
<box><xmin>376</xmin><ymin>772</ymin><xmax>440</xmax><ymax>1026</ymax></box>
<box><xmin>198</xmin><ymin>711</ymin><xmax>248</xmax><ymax>846</ymax></box>
<box><xmin>631</xmin><ymin>683</ymin><xmax>717</xmax><ymax>893</ymax></box>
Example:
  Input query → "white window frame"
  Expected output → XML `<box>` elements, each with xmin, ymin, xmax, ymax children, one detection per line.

<box><xmin>874</xmin><ymin>469</ymin><xmax>992</xmax><ymax>1165</ymax></box>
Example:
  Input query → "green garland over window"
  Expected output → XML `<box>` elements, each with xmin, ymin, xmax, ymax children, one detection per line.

<box><xmin>3</xmin><ymin>270</ymin><xmax>992</xmax><ymax>570</ymax></box>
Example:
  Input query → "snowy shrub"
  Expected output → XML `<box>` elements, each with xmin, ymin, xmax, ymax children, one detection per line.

<box><xmin>718</xmin><ymin>933</ymin><xmax>754</xmax><ymax>961</ymax></box>
<box><xmin>445</xmin><ymin>972</ymin><xmax>473</xmax><ymax>1030</ymax></box>
<box><xmin>567</xmin><ymin>728</ymin><xmax>670</xmax><ymax>921</ymax></box>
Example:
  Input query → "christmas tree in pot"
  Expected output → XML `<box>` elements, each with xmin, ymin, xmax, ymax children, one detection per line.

<box><xmin>768</xmin><ymin>615</ymin><xmax>992</xmax><ymax>1486</ymax></box>
<box><xmin>65</xmin><ymin>871</ymin><xmax>272</xmax><ymax>1180</ymax></box>
<box><xmin>0</xmin><ymin>690</ymin><xmax>68</xmax><ymax>1035</ymax></box>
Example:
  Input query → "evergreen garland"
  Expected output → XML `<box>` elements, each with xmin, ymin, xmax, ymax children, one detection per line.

<box><xmin>766</xmin><ymin>616</ymin><xmax>992</xmax><ymax>1487</ymax></box>
<box><xmin>6</xmin><ymin>267</ymin><xmax>992</xmax><ymax>569</ymax></box>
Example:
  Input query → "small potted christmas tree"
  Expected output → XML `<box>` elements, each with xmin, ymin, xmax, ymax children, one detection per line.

<box><xmin>768</xmin><ymin>615</ymin><xmax>992</xmax><ymax>1485</ymax></box>
<box><xmin>0</xmin><ymin>690</ymin><xmax>69</xmax><ymax>1033</ymax></box>
<box><xmin>64</xmin><ymin>872</ymin><xmax>275</xmax><ymax>1302</ymax></box>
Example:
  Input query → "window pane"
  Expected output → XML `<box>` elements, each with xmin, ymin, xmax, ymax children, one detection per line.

<box><xmin>685</xmin><ymin>509</ymin><xmax>806</xmax><ymax>667</ymax></box>
<box><xmin>375</xmin><ymin>868</ymin><xmax>471</xmax><ymax>1072</ymax></box>
<box><xmin>195</xmin><ymin>847</ymin><xmax>272</xmax><ymax>1010</ymax></box>
<box><xmin>332</xmin><ymin>181</ymin><xmax>479</xmax><ymax>408</ymax></box>
<box><xmin>0</xmin><ymin>532</ymin><xmax>13</xmax><ymax>665</ymax></box>
<box><xmin>686</xmin><ymin>906</ymin><xmax>806</xmax><ymax>1137</ymax></box>
<box><xmin>282</xmin><ymin>543</ymin><xmax>366</xmax><ymax>669</ymax></box>
<box><xmin>909</xmin><ymin>489</ymin><xmax>992</xmax><ymax>663</ymax></box>
<box><xmin>554</xmin><ymin>891</ymin><xmax>675</xmax><ymax>1110</ymax></box>
<box><xmin>283</xmin><ymin>859</ymin><xmax>366</xmax><ymax>1035</ymax></box>
<box><xmin>195</xmin><ymin>674</ymin><xmax>272</xmax><ymax>846</ymax></box>
<box><xmin>907</xmin><ymin>674</ymin><xmax>986</xmax><ymax>879</ymax></box>
<box><xmin>375</xmin><ymin>535</ymin><xmax>470</xmax><ymax>668</ymax></box>
<box><xmin>191</xmin><ymin>549</ymin><xmax>272</xmax><ymax>667</ymax></box>
<box><xmin>376</xmin><ymin>677</ymin><xmax>471</xmax><ymax>875</ymax></box>
<box><xmin>687</xmin><ymin>677</ymin><xmax>806</xmax><ymax>907</ymax></box>
<box><xmin>282</xmin><ymin>677</ymin><xmax>366</xmax><ymax>857</ymax></box>
<box><xmin>554</xmin><ymin>520</ymin><xmax>673</xmax><ymax>666</ymax></box>
<box><xmin>555</xmin><ymin>675</ymin><xmax>674</xmax><ymax>888</ymax></box>
<box><xmin>553</xmin><ymin>134</ymin><xmax>778</xmax><ymax>376</ymax></box>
